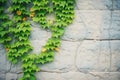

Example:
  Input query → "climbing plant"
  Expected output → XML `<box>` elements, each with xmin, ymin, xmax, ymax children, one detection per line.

<box><xmin>0</xmin><ymin>0</ymin><xmax>75</xmax><ymax>80</ymax></box>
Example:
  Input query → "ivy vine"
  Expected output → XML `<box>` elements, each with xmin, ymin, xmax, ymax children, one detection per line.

<box><xmin>0</xmin><ymin>0</ymin><xmax>75</xmax><ymax>80</ymax></box>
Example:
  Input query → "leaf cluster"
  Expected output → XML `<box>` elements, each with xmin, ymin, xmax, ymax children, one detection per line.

<box><xmin>0</xmin><ymin>0</ymin><xmax>75</xmax><ymax>80</ymax></box>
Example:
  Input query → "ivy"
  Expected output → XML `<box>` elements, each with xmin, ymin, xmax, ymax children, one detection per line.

<box><xmin>0</xmin><ymin>0</ymin><xmax>12</xmax><ymax>48</ymax></box>
<box><xmin>0</xmin><ymin>0</ymin><xmax>75</xmax><ymax>80</ymax></box>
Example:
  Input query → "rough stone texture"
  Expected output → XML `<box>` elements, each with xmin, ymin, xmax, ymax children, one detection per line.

<box><xmin>35</xmin><ymin>71</ymin><xmax>100</xmax><ymax>80</ymax></box>
<box><xmin>89</xmin><ymin>72</ymin><xmax>120</xmax><ymax>80</ymax></box>
<box><xmin>30</xmin><ymin>22</ymin><xmax>51</xmax><ymax>54</ymax></box>
<box><xmin>0</xmin><ymin>45</ymin><xmax>11</xmax><ymax>73</ymax></box>
<box><xmin>75</xmin><ymin>0</ymin><xmax>112</xmax><ymax>10</ymax></box>
<box><xmin>111</xmin><ymin>41</ymin><xmax>120</xmax><ymax>71</ymax></box>
<box><xmin>35</xmin><ymin>72</ymin><xmax>120</xmax><ymax>80</ymax></box>
<box><xmin>6</xmin><ymin>73</ymin><xmax>17</xmax><ymax>80</ymax></box>
<box><xmin>63</xmin><ymin>10</ymin><xmax>111</xmax><ymax>40</ymax></box>
<box><xmin>113</xmin><ymin>0</ymin><xmax>120</xmax><ymax>10</ymax></box>
<box><xmin>39</xmin><ymin>41</ymin><xmax>79</xmax><ymax>72</ymax></box>
<box><xmin>0</xmin><ymin>72</ymin><xmax>6</xmax><ymax>80</ymax></box>
<box><xmin>110</xmin><ymin>11</ymin><xmax>120</xmax><ymax>39</ymax></box>
<box><xmin>76</xmin><ymin>40</ymin><xmax>111</xmax><ymax>72</ymax></box>
<box><xmin>1</xmin><ymin>0</ymin><xmax>120</xmax><ymax>80</ymax></box>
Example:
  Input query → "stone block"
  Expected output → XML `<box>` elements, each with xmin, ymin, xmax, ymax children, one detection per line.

<box><xmin>36</xmin><ymin>72</ymin><xmax>65</xmax><ymax>80</ymax></box>
<box><xmin>75</xmin><ymin>0</ymin><xmax>112</xmax><ymax>10</ymax></box>
<box><xmin>6</xmin><ymin>73</ymin><xmax>17</xmax><ymax>80</ymax></box>
<box><xmin>63</xmin><ymin>10</ymin><xmax>111</xmax><ymax>40</ymax></box>
<box><xmin>90</xmin><ymin>72</ymin><xmax>120</xmax><ymax>80</ymax></box>
<box><xmin>11</xmin><ymin>41</ymin><xmax>79</xmax><ymax>73</ymax></box>
<box><xmin>61</xmin><ymin>72</ymin><xmax>100</xmax><ymax>80</ymax></box>
<box><xmin>110</xmin><ymin>30</ymin><xmax>120</xmax><ymax>39</ymax></box>
<box><xmin>19</xmin><ymin>71</ymin><xmax>120</xmax><ymax>80</ymax></box>
<box><xmin>76</xmin><ymin>40</ymin><xmax>111</xmax><ymax>72</ymax></box>
<box><xmin>0</xmin><ymin>45</ymin><xmax>11</xmax><ymax>72</ymax></box>
<box><xmin>39</xmin><ymin>41</ymin><xmax>79</xmax><ymax>72</ymax></box>
<box><xmin>30</xmin><ymin>21</ymin><xmax>52</xmax><ymax>53</ymax></box>
<box><xmin>0</xmin><ymin>72</ymin><xmax>5</xmax><ymax>80</ymax></box>
<box><xmin>10</xmin><ymin>62</ymin><xmax>23</xmax><ymax>73</ymax></box>
<box><xmin>79</xmin><ymin>10</ymin><xmax>111</xmax><ymax>39</ymax></box>
<box><xmin>0</xmin><ymin>45</ymin><xmax>4</xmax><ymax>50</ymax></box>
<box><xmin>0</xmin><ymin>39</ymin><xmax>13</xmax><ymax>73</ymax></box>
<box><xmin>113</xmin><ymin>0</ymin><xmax>120</xmax><ymax>10</ymax></box>
<box><xmin>30</xmin><ymin>40</ymin><xmax>49</xmax><ymax>54</ymax></box>
<box><xmin>36</xmin><ymin>71</ymin><xmax>100</xmax><ymax>80</ymax></box>
<box><xmin>110</xmin><ymin>10</ymin><xmax>120</xmax><ymax>39</ymax></box>
<box><xmin>62</xmin><ymin>10</ymin><xmax>86</xmax><ymax>41</ymax></box>
<box><xmin>110</xmin><ymin>41</ymin><xmax>120</xmax><ymax>71</ymax></box>
<box><xmin>62</xmin><ymin>22</ymin><xmax>86</xmax><ymax>41</ymax></box>
<box><xmin>30</xmin><ymin>21</ymin><xmax>51</xmax><ymax>41</ymax></box>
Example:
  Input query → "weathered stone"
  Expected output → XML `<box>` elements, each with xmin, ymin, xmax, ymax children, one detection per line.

<box><xmin>0</xmin><ymin>50</ymin><xmax>11</xmax><ymax>73</ymax></box>
<box><xmin>110</xmin><ymin>30</ymin><xmax>120</xmax><ymax>39</ymax></box>
<box><xmin>29</xmin><ymin>21</ymin><xmax>52</xmax><ymax>53</ymax></box>
<box><xmin>98</xmin><ymin>41</ymin><xmax>111</xmax><ymax>71</ymax></box>
<box><xmin>36</xmin><ymin>71</ymin><xmax>100</xmax><ymax>80</ymax></box>
<box><xmin>79</xmin><ymin>10</ymin><xmax>111</xmax><ymax>39</ymax></box>
<box><xmin>61</xmin><ymin>72</ymin><xmax>100</xmax><ymax>80</ymax></box>
<box><xmin>89</xmin><ymin>72</ymin><xmax>120</xmax><ymax>80</ymax></box>
<box><xmin>76</xmin><ymin>40</ymin><xmax>111</xmax><ymax>72</ymax></box>
<box><xmin>0</xmin><ymin>45</ymin><xmax>11</xmax><ymax>73</ymax></box>
<box><xmin>0</xmin><ymin>49</ymin><xmax>7</xmax><ymax>72</ymax></box>
<box><xmin>10</xmin><ymin>62</ymin><xmax>23</xmax><ymax>73</ymax></box>
<box><xmin>62</xmin><ymin>10</ymin><xmax>85</xmax><ymax>41</ymax></box>
<box><xmin>30</xmin><ymin>40</ymin><xmax>49</xmax><ymax>54</ymax></box>
<box><xmin>0</xmin><ymin>45</ymin><xmax>4</xmax><ymax>50</ymax></box>
<box><xmin>39</xmin><ymin>41</ymin><xmax>79</xmax><ymax>72</ymax></box>
<box><xmin>62</xmin><ymin>22</ymin><xmax>86</xmax><ymax>41</ymax></box>
<box><xmin>0</xmin><ymin>72</ymin><xmax>5</xmax><ymax>80</ymax></box>
<box><xmin>63</xmin><ymin>10</ymin><xmax>111</xmax><ymax>40</ymax></box>
<box><xmin>72</xmin><ymin>10</ymin><xmax>83</xmax><ymax>23</ymax></box>
<box><xmin>75</xmin><ymin>0</ymin><xmax>112</xmax><ymax>10</ymax></box>
<box><xmin>10</xmin><ymin>41</ymin><xmax>79</xmax><ymax>73</ymax></box>
<box><xmin>30</xmin><ymin>21</ymin><xmax>51</xmax><ymax>40</ymax></box>
<box><xmin>110</xmin><ymin>10</ymin><xmax>120</xmax><ymax>39</ymax></box>
<box><xmin>110</xmin><ymin>41</ymin><xmax>120</xmax><ymax>71</ymax></box>
<box><xmin>36</xmin><ymin>72</ymin><xmax>65</xmax><ymax>80</ymax></box>
<box><xmin>1</xmin><ymin>1</ymin><xmax>120</xmax><ymax>80</ymax></box>
<box><xmin>6</xmin><ymin>73</ymin><xmax>17</xmax><ymax>80</ymax></box>
<box><xmin>17</xmin><ymin>72</ymin><xmax>120</xmax><ymax>80</ymax></box>
<box><xmin>113</xmin><ymin>0</ymin><xmax>120</xmax><ymax>10</ymax></box>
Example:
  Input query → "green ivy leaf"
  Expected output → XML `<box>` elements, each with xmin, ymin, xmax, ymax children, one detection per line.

<box><xmin>29</xmin><ymin>76</ymin><xmax>36</xmax><ymax>80</ymax></box>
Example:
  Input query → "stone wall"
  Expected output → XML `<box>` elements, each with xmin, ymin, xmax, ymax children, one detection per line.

<box><xmin>0</xmin><ymin>0</ymin><xmax>120</xmax><ymax>80</ymax></box>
